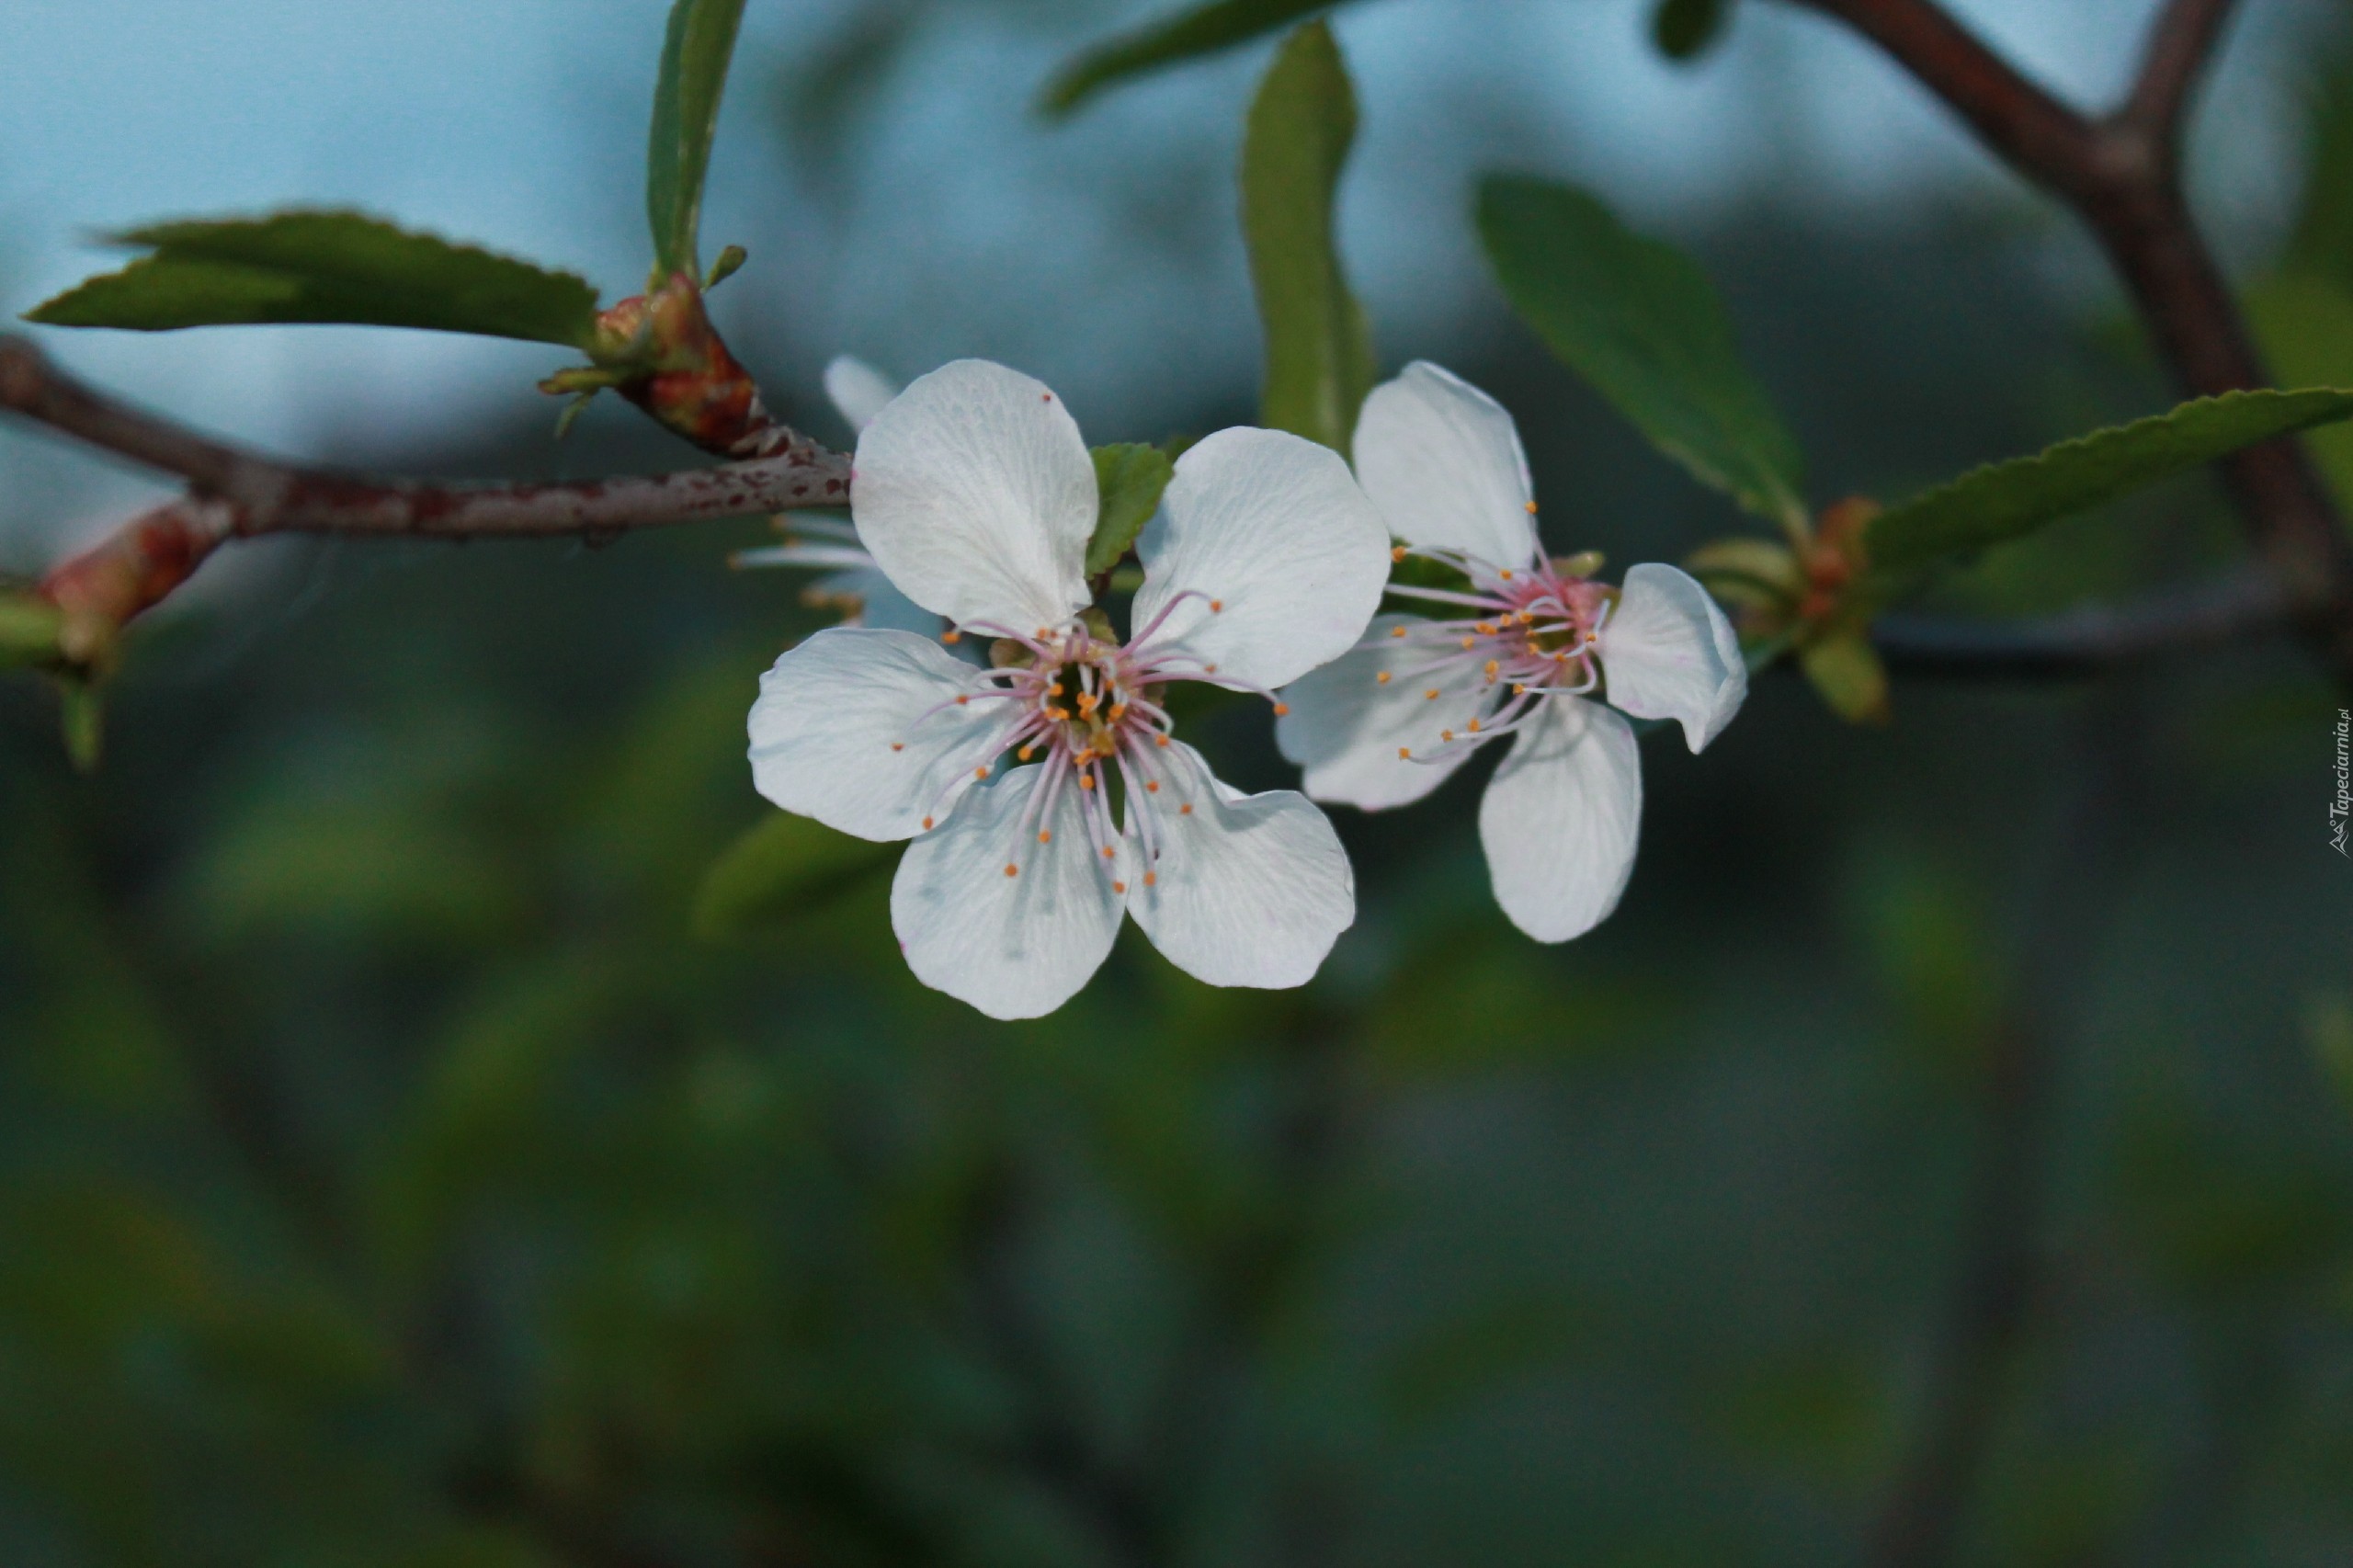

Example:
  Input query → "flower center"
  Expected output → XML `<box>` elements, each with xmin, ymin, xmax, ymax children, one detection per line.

<box><xmin>1378</xmin><ymin>551</ymin><xmax>1614</xmax><ymax>761</ymax></box>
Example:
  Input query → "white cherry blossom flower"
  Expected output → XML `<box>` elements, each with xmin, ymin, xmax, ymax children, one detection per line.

<box><xmin>1276</xmin><ymin>361</ymin><xmax>1747</xmax><ymax>944</ymax></box>
<box><xmin>748</xmin><ymin>358</ymin><xmax>1391</xmax><ymax>1019</ymax></box>
<box><xmin>733</xmin><ymin>356</ymin><xmax>942</xmax><ymax>638</ymax></box>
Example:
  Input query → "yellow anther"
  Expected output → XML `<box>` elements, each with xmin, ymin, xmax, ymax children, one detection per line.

<box><xmin>1376</xmin><ymin>671</ymin><xmax>1392</xmax><ymax>685</ymax></box>
<box><xmin>1441</xmin><ymin>729</ymin><xmax>1455</xmax><ymax>741</ymax></box>
<box><xmin>1080</xmin><ymin>774</ymin><xmax>1097</xmax><ymax>790</ymax></box>
<box><xmin>1500</xmin><ymin>569</ymin><xmax>1514</xmax><ymax>581</ymax></box>
<box><xmin>1038</xmin><ymin>829</ymin><xmax>1052</xmax><ymax>844</ymax></box>
<box><xmin>1154</xmin><ymin>734</ymin><xmax>1171</xmax><ymax>748</ymax></box>
<box><xmin>1109</xmin><ymin>704</ymin><xmax>1128</xmax><ymax>722</ymax></box>
<box><xmin>955</xmin><ymin>694</ymin><xmax>970</xmax><ymax>705</ymax></box>
<box><xmin>1475</xmin><ymin>621</ymin><xmax>1497</xmax><ymax>635</ymax></box>
<box><xmin>974</xmin><ymin>765</ymin><xmax>991</xmax><ymax>778</ymax></box>
<box><xmin>1391</xmin><ymin>626</ymin><xmax>1409</xmax><ymax>639</ymax></box>
<box><xmin>1210</xmin><ymin>599</ymin><xmax>1223</xmax><ymax>612</ymax></box>
<box><xmin>1019</xmin><ymin>745</ymin><xmax>1036</xmax><ymax>761</ymax></box>
<box><xmin>1113</xmin><ymin>881</ymin><xmax>1127</xmax><ymax>893</ymax></box>
<box><xmin>1145</xmin><ymin>780</ymin><xmax>1161</xmax><ymax>793</ymax></box>
<box><xmin>891</xmin><ymin>742</ymin><xmax>905</xmax><ymax>752</ymax></box>
<box><xmin>1102</xmin><ymin>846</ymin><xmax>1117</xmax><ymax>860</ymax></box>
<box><xmin>1004</xmin><ymin>863</ymin><xmax>1018</xmax><ymax>877</ymax></box>
<box><xmin>1467</xmin><ymin>718</ymin><xmax>1483</xmax><ymax>733</ymax></box>
<box><xmin>922</xmin><ymin>816</ymin><xmax>934</xmax><ymax>830</ymax></box>
<box><xmin>942</xmin><ymin>630</ymin><xmax>962</xmax><ymax>643</ymax></box>
<box><xmin>1391</xmin><ymin>545</ymin><xmax>1408</xmax><ymax>562</ymax></box>
<box><xmin>1523</xmin><ymin>500</ymin><xmax>1539</xmax><ymax>514</ymax></box>
<box><xmin>1512</xmin><ymin>683</ymin><xmax>1526</xmax><ymax>695</ymax></box>
<box><xmin>1205</xmin><ymin>664</ymin><xmax>1219</xmax><ymax>674</ymax></box>
<box><xmin>1398</xmin><ymin>746</ymin><xmax>1412</xmax><ymax>759</ymax></box>
<box><xmin>1460</xmin><ymin>637</ymin><xmax>1476</xmax><ymax>650</ymax></box>
<box><xmin>1425</xmin><ymin>688</ymin><xmax>1439</xmax><ymax>700</ymax></box>
<box><xmin>1483</xmin><ymin>660</ymin><xmax>1499</xmax><ymax>677</ymax></box>
<box><xmin>1144</xmin><ymin>870</ymin><xmax>1157</xmax><ymax>887</ymax></box>
<box><xmin>1178</xmin><ymin>802</ymin><xmax>1193</xmax><ymax>815</ymax></box>
<box><xmin>1272</xmin><ymin>701</ymin><xmax>1290</xmax><ymax>716</ymax></box>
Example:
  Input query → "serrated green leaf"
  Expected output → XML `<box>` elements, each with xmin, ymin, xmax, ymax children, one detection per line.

<box><xmin>1245</xmin><ymin>21</ymin><xmax>1376</xmax><ymax>452</ymax></box>
<box><xmin>1040</xmin><ymin>0</ymin><xmax>1346</xmax><ymax>117</ymax></box>
<box><xmin>1653</xmin><ymin>0</ymin><xmax>1732</xmax><ymax>61</ymax></box>
<box><xmin>1865</xmin><ymin>388</ymin><xmax>2353</xmax><ymax>576</ymax></box>
<box><xmin>648</xmin><ymin>0</ymin><xmax>749</xmax><ymax>279</ymax></box>
<box><xmin>26</xmin><ymin>211</ymin><xmax>601</xmax><ymax>347</ymax></box>
<box><xmin>1087</xmin><ymin>443</ymin><xmax>1176</xmax><ymax>576</ymax></box>
<box><xmin>0</xmin><ymin>593</ymin><xmax>61</xmax><ymax>669</ymax></box>
<box><xmin>692</xmin><ymin>812</ymin><xmax>894</xmax><ymax>939</ymax></box>
<box><xmin>1477</xmin><ymin>176</ymin><xmax>1805</xmax><ymax>528</ymax></box>
<box><xmin>1799</xmin><ymin>632</ymin><xmax>1888</xmax><ymax>724</ymax></box>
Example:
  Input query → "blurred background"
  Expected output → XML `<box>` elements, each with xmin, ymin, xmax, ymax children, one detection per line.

<box><xmin>2</xmin><ymin>1</ymin><xmax>2350</xmax><ymax>1562</ymax></box>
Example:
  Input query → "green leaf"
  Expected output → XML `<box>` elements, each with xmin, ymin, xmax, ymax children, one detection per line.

<box><xmin>26</xmin><ymin>211</ymin><xmax>601</xmax><ymax>348</ymax></box>
<box><xmin>647</xmin><ymin>0</ymin><xmax>749</xmax><ymax>279</ymax></box>
<box><xmin>1244</xmin><ymin>21</ymin><xmax>1377</xmax><ymax>452</ymax></box>
<box><xmin>1799</xmin><ymin>632</ymin><xmax>1888</xmax><ymax>724</ymax></box>
<box><xmin>1088</xmin><ymin>443</ymin><xmax>1176</xmax><ymax>576</ymax></box>
<box><xmin>692</xmin><ymin>812</ymin><xmax>895</xmax><ymax>939</ymax></box>
<box><xmin>1040</xmin><ymin>0</ymin><xmax>1345</xmax><ymax>117</ymax></box>
<box><xmin>1865</xmin><ymin>388</ymin><xmax>2353</xmax><ymax>576</ymax></box>
<box><xmin>56</xmin><ymin>678</ymin><xmax>103</xmax><ymax>772</ymax></box>
<box><xmin>1476</xmin><ymin>175</ymin><xmax>1805</xmax><ymax>528</ymax></box>
<box><xmin>1653</xmin><ymin>0</ymin><xmax>1732</xmax><ymax>61</ymax></box>
<box><xmin>0</xmin><ymin>593</ymin><xmax>61</xmax><ymax>669</ymax></box>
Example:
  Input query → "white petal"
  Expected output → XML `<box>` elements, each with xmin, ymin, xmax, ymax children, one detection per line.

<box><xmin>851</xmin><ymin>359</ymin><xmax>1096</xmax><ymax>634</ymax></box>
<box><xmin>1477</xmin><ymin>697</ymin><xmax>1643</xmax><ymax>944</ymax></box>
<box><xmin>823</xmin><ymin>355</ymin><xmax>900</xmax><ymax>434</ymax></box>
<box><xmin>1275</xmin><ymin>614</ymin><xmax>1497</xmax><ymax>810</ymax></box>
<box><xmin>1598</xmin><ymin>562</ymin><xmax>1748</xmax><ymax>752</ymax></box>
<box><xmin>892</xmin><ymin>763</ymin><xmax>1128</xmax><ymax>1020</ymax></box>
<box><xmin>1352</xmin><ymin>362</ymin><xmax>1540</xmax><ymax>570</ymax></box>
<box><xmin>1123</xmin><ymin>741</ymin><xmax>1353</xmax><ymax>990</ymax></box>
<box><xmin>1131</xmin><ymin>426</ymin><xmax>1389</xmax><ymax>689</ymax></box>
<box><xmin>748</xmin><ymin>627</ymin><xmax>1014</xmax><ymax>842</ymax></box>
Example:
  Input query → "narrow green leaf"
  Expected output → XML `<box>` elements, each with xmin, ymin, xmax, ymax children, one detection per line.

<box><xmin>56</xmin><ymin>679</ymin><xmax>103</xmax><ymax>773</ymax></box>
<box><xmin>1866</xmin><ymin>387</ymin><xmax>2353</xmax><ymax>576</ymax></box>
<box><xmin>1040</xmin><ymin>0</ymin><xmax>1345</xmax><ymax>117</ymax></box>
<box><xmin>692</xmin><ymin>812</ymin><xmax>894</xmax><ymax>939</ymax></box>
<box><xmin>1244</xmin><ymin>21</ymin><xmax>1377</xmax><ymax>453</ymax></box>
<box><xmin>1653</xmin><ymin>0</ymin><xmax>1732</xmax><ymax>61</ymax></box>
<box><xmin>1087</xmin><ymin>444</ymin><xmax>1176</xmax><ymax>576</ymax></box>
<box><xmin>1476</xmin><ymin>175</ymin><xmax>1806</xmax><ymax>528</ymax></box>
<box><xmin>1799</xmin><ymin>633</ymin><xmax>1888</xmax><ymax>725</ymax></box>
<box><xmin>26</xmin><ymin>211</ymin><xmax>600</xmax><ymax>348</ymax></box>
<box><xmin>0</xmin><ymin>593</ymin><xmax>61</xmax><ymax>669</ymax></box>
<box><xmin>647</xmin><ymin>0</ymin><xmax>749</xmax><ymax>279</ymax></box>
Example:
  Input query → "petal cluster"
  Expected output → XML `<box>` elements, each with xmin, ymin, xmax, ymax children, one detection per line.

<box><xmin>749</xmin><ymin>360</ymin><xmax>1389</xmax><ymax>1019</ymax></box>
<box><xmin>1278</xmin><ymin>361</ymin><xmax>1747</xmax><ymax>943</ymax></box>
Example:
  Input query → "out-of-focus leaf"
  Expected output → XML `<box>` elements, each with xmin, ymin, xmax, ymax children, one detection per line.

<box><xmin>1685</xmin><ymin>536</ymin><xmax>1800</xmax><ymax>609</ymax></box>
<box><xmin>0</xmin><ymin>592</ymin><xmax>60</xmax><ymax>668</ymax></box>
<box><xmin>1798</xmin><ymin>632</ymin><xmax>1887</xmax><ymax>724</ymax></box>
<box><xmin>1040</xmin><ymin>0</ymin><xmax>1347</xmax><ymax>117</ymax></box>
<box><xmin>1847</xmin><ymin>838</ymin><xmax>1999</xmax><ymax>1072</ymax></box>
<box><xmin>2288</xmin><ymin>47</ymin><xmax>2353</xmax><ymax>286</ymax></box>
<box><xmin>57</xmin><ymin>677</ymin><xmax>102</xmax><ymax>772</ymax></box>
<box><xmin>2310</xmin><ymin>993</ymin><xmax>2353</xmax><ymax>1118</ymax></box>
<box><xmin>1087</xmin><ymin>443</ymin><xmax>1176</xmax><ymax>575</ymax></box>
<box><xmin>1653</xmin><ymin>0</ymin><xmax>1731</xmax><ymax>61</ymax></box>
<box><xmin>1866</xmin><ymin>389</ymin><xmax>2353</xmax><ymax>575</ymax></box>
<box><xmin>2245</xmin><ymin>273</ymin><xmax>2353</xmax><ymax>512</ymax></box>
<box><xmin>647</xmin><ymin>0</ymin><xmax>749</xmax><ymax>279</ymax></box>
<box><xmin>181</xmin><ymin>801</ymin><xmax>524</xmax><ymax>949</ymax></box>
<box><xmin>1710</xmin><ymin>1351</ymin><xmax>1894</xmax><ymax>1489</ymax></box>
<box><xmin>1477</xmin><ymin>176</ymin><xmax>1806</xmax><ymax>528</ymax></box>
<box><xmin>1381</xmin><ymin>1291</ymin><xmax>1592</xmax><ymax>1427</ymax></box>
<box><xmin>1244</xmin><ymin>21</ymin><xmax>1376</xmax><ymax>451</ymax></box>
<box><xmin>26</xmin><ymin>211</ymin><xmax>601</xmax><ymax>347</ymax></box>
<box><xmin>692</xmin><ymin>812</ymin><xmax>895</xmax><ymax>939</ymax></box>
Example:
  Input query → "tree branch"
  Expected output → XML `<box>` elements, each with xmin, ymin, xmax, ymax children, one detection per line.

<box><xmin>0</xmin><ymin>335</ymin><xmax>848</xmax><ymax>659</ymax></box>
<box><xmin>1786</xmin><ymin>0</ymin><xmax>2353</xmax><ymax>687</ymax></box>
<box><xmin>1870</xmin><ymin>565</ymin><xmax>2285</xmax><ymax>678</ymax></box>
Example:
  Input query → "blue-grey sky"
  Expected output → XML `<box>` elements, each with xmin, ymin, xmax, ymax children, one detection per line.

<box><xmin>0</xmin><ymin>0</ymin><xmax>2328</xmax><ymax>566</ymax></box>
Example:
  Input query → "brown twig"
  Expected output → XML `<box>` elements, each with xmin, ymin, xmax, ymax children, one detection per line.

<box><xmin>1870</xmin><ymin>564</ymin><xmax>2285</xmax><ymax>678</ymax></box>
<box><xmin>0</xmin><ymin>335</ymin><xmax>848</xmax><ymax>659</ymax></box>
<box><xmin>1789</xmin><ymin>0</ymin><xmax>2353</xmax><ymax>686</ymax></box>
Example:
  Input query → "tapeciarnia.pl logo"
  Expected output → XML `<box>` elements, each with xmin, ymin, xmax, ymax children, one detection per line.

<box><xmin>2334</xmin><ymin>708</ymin><xmax>2350</xmax><ymax>858</ymax></box>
